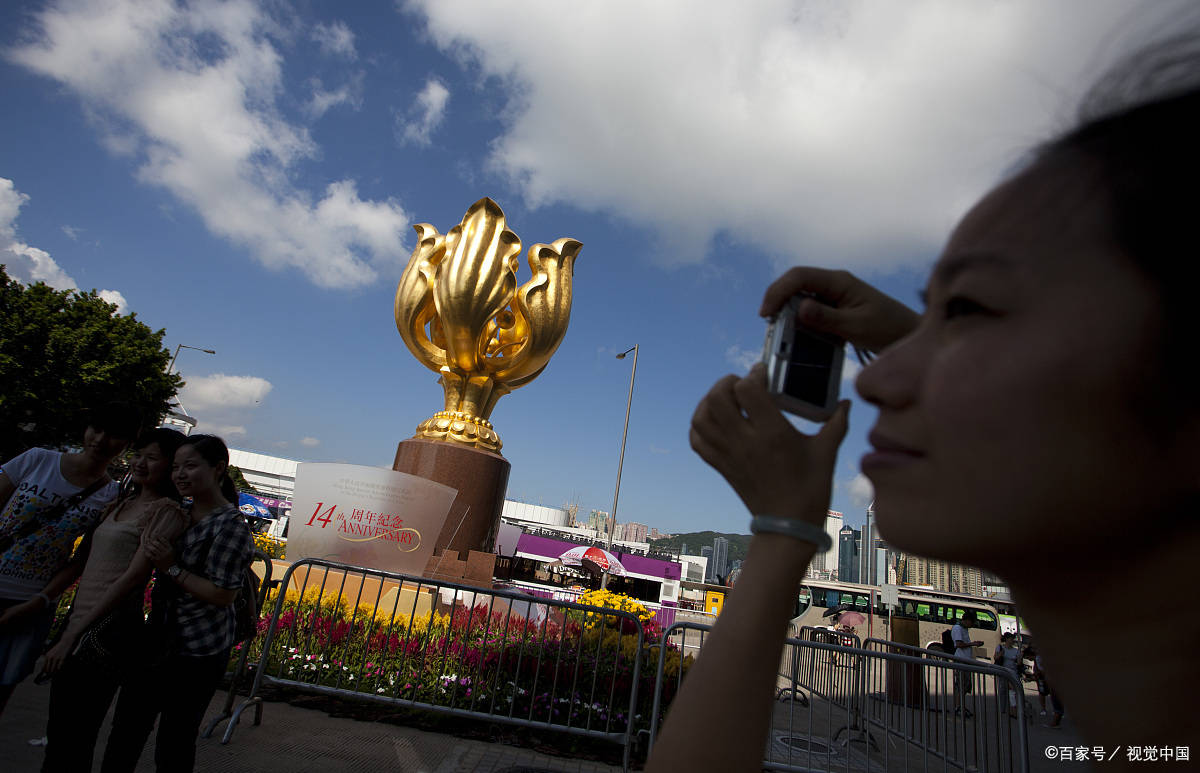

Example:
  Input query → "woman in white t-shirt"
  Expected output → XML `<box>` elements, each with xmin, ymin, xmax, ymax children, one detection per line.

<box><xmin>0</xmin><ymin>403</ymin><xmax>140</xmax><ymax>716</ymax></box>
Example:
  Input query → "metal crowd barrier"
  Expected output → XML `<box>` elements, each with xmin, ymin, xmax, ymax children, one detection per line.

<box><xmin>777</xmin><ymin>625</ymin><xmax>864</xmax><ymax>706</ymax></box>
<box><xmin>648</xmin><ymin>622</ymin><xmax>1029</xmax><ymax>772</ymax></box>
<box><xmin>223</xmin><ymin>558</ymin><xmax>648</xmax><ymax>771</ymax></box>
<box><xmin>859</xmin><ymin>639</ymin><xmax>1030</xmax><ymax>773</ymax></box>
<box><xmin>202</xmin><ymin>549</ymin><xmax>274</xmax><ymax>740</ymax></box>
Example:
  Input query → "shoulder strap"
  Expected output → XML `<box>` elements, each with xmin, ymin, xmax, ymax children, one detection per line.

<box><xmin>0</xmin><ymin>475</ymin><xmax>109</xmax><ymax>554</ymax></box>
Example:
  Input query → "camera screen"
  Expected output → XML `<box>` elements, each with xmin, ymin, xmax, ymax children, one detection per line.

<box><xmin>783</xmin><ymin>326</ymin><xmax>838</xmax><ymax>407</ymax></box>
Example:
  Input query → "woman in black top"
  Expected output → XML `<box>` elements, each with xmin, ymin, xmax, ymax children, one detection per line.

<box><xmin>100</xmin><ymin>434</ymin><xmax>252</xmax><ymax>773</ymax></box>
<box><xmin>648</xmin><ymin>32</ymin><xmax>1200</xmax><ymax>772</ymax></box>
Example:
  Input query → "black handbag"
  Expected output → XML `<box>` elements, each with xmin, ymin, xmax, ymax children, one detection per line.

<box><xmin>71</xmin><ymin>598</ymin><xmax>144</xmax><ymax>673</ymax></box>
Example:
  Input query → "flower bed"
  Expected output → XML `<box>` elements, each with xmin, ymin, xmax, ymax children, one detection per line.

<box><xmin>241</xmin><ymin>585</ymin><xmax>692</xmax><ymax>736</ymax></box>
<box><xmin>252</xmin><ymin>532</ymin><xmax>287</xmax><ymax>560</ymax></box>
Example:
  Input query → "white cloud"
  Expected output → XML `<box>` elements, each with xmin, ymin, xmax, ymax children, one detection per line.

<box><xmin>9</xmin><ymin>0</ymin><xmax>410</xmax><ymax>289</ymax></box>
<box><xmin>300</xmin><ymin>436</ymin><xmax>319</xmax><ymax>447</ymax></box>
<box><xmin>2</xmin><ymin>178</ymin><xmax>76</xmax><ymax>289</ymax></box>
<box><xmin>61</xmin><ymin>225</ymin><xmax>81</xmax><ymax>240</ymax></box>
<box><xmin>409</xmin><ymin>0</ymin><xmax>1183</xmax><ymax>268</ymax></box>
<box><xmin>306</xmin><ymin>72</ymin><xmax>364</xmax><ymax>119</ymax></box>
<box><xmin>724</xmin><ymin>345</ymin><xmax>759</xmax><ymax>373</ymax></box>
<box><xmin>848</xmin><ymin>473</ymin><xmax>874</xmax><ymax>509</ymax></box>
<box><xmin>97</xmin><ymin>289</ymin><xmax>128</xmax><ymax>313</ymax></box>
<box><xmin>397</xmin><ymin>77</ymin><xmax>450</xmax><ymax>147</ymax></box>
<box><xmin>180</xmin><ymin>373</ymin><xmax>273</xmax><ymax>412</ymax></box>
<box><xmin>1</xmin><ymin>177</ymin><xmax>125</xmax><ymax>306</ymax></box>
<box><xmin>311</xmin><ymin>20</ymin><xmax>357</xmax><ymax>59</ymax></box>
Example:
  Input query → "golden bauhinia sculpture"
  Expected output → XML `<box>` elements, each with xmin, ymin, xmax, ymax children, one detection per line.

<box><xmin>395</xmin><ymin>198</ymin><xmax>582</xmax><ymax>453</ymax></box>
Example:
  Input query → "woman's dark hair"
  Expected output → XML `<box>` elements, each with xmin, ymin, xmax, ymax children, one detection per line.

<box><xmin>1036</xmin><ymin>34</ymin><xmax>1200</xmax><ymax>390</ymax></box>
<box><xmin>178</xmin><ymin>434</ymin><xmax>237</xmax><ymax>505</ymax></box>
<box><xmin>85</xmin><ymin>401</ymin><xmax>142</xmax><ymax>441</ymax></box>
<box><xmin>128</xmin><ymin>427</ymin><xmax>186</xmax><ymax>501</ymax></box>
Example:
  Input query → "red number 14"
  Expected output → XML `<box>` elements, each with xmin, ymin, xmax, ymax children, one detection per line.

<box><xmin>306</xmin><ymin>502</ymin><xmax>335</xmax><ymax>528</ymax></box>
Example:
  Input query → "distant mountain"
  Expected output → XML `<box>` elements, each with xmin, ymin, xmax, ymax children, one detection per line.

<box><xmin>649</xmin><ymin>531</ymin><xmax>752</xmax><ymax>563</ymax></box>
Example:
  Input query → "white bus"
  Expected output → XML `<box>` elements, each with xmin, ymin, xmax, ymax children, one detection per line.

<box><xmin>788</xmin><ymin>579</ymin><xmax>1002</xmax><ymax>660</ymax></box>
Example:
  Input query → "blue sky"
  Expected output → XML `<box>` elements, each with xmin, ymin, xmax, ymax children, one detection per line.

<box><xmin>0</xmin><ymin>0</ymin><xmax>1174</xmax><ymax>535</ymax></box>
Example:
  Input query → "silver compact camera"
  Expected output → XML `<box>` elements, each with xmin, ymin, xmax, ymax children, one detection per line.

<box><xmin>762</xmin><ymin>294</ymin><xmax>844</xmax><ymax>422</ymax></box>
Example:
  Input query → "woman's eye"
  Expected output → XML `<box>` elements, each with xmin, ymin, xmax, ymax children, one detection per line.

<box><xmin>943</xmin><ymin>296</ymin><xmax>987</xmax><ymax>320</ymax></box>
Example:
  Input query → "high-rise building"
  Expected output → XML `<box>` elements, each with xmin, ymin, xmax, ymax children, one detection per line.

<box><xmin>859</xmin><ymin>504</ymin><xmax>888</xmax><ymax>585</ymax></box>
<box><xmin>701</xmin><ymin>546</ymin><xmax>714</xmax><ymax>582</ymax></box>
<box><xmin>806</xmin><ymin>510</ymin><xmax>843</xmax><ymax>575</ymax></box>
<box><xmin>824</xmin><ymin>510</ymin><xmax>842</xmax><ymax>576</ymax></box>
<box><xmin>587</xmin><ymin>509</ymin><xmax>611</xmax><ymax>538</ymax></box>
<box><xmin>622</xmin><ymin>522</ymin><xmax>649</xmax><ymax>543</ymax></box>
<box><xmin>838</xmin><ymin>525</ymin><xmax>859</xmax><ymax>583</ymax></box>
<box><xmin>897</xmin><ymin>553</ymin><xmax>985</xmax><ymax>595</ymax></box>
<box><xmin>712</xmin><ymin>536</ymin><xmax>729</xmax><ymax>582</ymax></box>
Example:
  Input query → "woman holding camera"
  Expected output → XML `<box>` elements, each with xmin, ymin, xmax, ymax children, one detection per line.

<box><xmin>648</xmin><ymin>36</ymin><xmax>1200</xmax><ymax>772</ymax></box>
<box><xmin>99</xmin><ymin>434</ymin><xmax>253</xmax><ymax>773</ymax></box>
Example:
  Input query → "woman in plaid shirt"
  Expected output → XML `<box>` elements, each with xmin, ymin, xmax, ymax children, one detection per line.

<box><xmin>100</xmin><ymin>434</ymin><xmax>252</xmax><ymax>773</ymax></box>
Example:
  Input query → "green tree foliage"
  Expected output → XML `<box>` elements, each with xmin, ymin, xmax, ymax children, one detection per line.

<box><xmin>0</xmin><ymin>265</ymin><xmax>181</xmax><ymax>460</ymax></box>
<box><xmin>228</xmin><ymin>465</ymin><xmax>260</xmax><ymax>495</ymax></box>
<box><xmin>650</xmin><ymin>531</ymin><xmax>753</xmax><ymax>563</ymax></box>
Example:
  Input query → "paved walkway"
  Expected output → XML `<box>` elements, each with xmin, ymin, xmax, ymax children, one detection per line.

<box><xmin>0</xmin><ymin>679</ymin><xmax>625</xmax><ymax>773</ymax></box>
<box><xmin>2</xmin><ymin>673</ymin><xmax>1079</xmax><ymax>772</ymax></box>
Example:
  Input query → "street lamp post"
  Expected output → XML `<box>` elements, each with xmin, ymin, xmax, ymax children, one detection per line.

<box><xmin>164</xmin><ymin>344</ymin><xmax>215</xmax><ymax>435</ymax></box>
<box><xmin>167</xmin><ymin>344</ymin><xmax>216</xmax><ymax>374</ymax></box>
<box><xmin>601</xmin><ymin>344</ymin><xmax>638</xmax><ymax>590</ymax></box>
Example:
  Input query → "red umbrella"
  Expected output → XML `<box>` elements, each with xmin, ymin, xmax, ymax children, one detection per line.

<box><xmin>558</xmin><ymin>545</ymin><xmax>626</xmax><ymax>576</ymax></box>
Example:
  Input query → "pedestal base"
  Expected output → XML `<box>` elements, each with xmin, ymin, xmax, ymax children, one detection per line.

<box><xmin>393</xmin><ymin>437</ymin><xmax>510</xmax><ymax>558</ymax></box>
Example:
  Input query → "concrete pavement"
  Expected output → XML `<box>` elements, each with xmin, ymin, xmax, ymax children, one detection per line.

<box><xmin>0</xmin><ymin>679</ymin><xmax>625</xmax><ymax>773</ymax></box>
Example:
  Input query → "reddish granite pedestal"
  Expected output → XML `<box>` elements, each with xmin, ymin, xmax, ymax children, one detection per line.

<box><xmin>392</xmin><ymin>438</ymin><xmax>510</xmax><ymax>558</ymax></box>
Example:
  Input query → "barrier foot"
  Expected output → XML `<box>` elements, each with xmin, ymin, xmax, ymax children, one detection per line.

<box><xmin>833</xmin><ymin>723</ymin><xmax>880</xmax><ymax>753</ymax></box>
<box><xmin>201</xmin><ymin>710</ymin><xmax>231</xmax><ymax>740</ymax></box>
<box><xmin>775</xmin><ymin>686</ymin><xmax>809</xmax><ymax>706</ymax></box>
<box><xmin>221</xmin><ymin>697</ymin><xmax>262</xmax><ymax>745</ymax></box>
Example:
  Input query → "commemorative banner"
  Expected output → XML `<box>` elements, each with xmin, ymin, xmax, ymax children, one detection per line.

<box><xmin>288</xmin><ymin>463</ymin><xmax>457</xmax><ymax>574</ymax></box>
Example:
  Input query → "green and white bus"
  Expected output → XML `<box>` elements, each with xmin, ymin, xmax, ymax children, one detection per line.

<box><xmin>788</xmin><ymin>579</ymin><xmax>1003</xmax><ymax>660</ymax></box>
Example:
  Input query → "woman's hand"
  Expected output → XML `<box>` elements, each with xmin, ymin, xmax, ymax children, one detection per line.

<box><xmin>760</xmin><ymin>267</ymin><xmax>920</xmax><ymax>353</ymax></box>
<box><xmin>0</xmin><ymin>598</ymin><xmax>43</xmax><ymax>630</ymax></box>
<box><xmin>690</xmin><ymin>364</ymin><xmax>849</xmax><ymax>524</ymax></box>
<box><xmin>42</xmin><ymin>633</ymin><xmax>79</xmax><ymax>675</ymax></box>
<box><xmin>143</xmin><ymin>537</ymin><xmax>176</xmax><ymax>571</ymax></box>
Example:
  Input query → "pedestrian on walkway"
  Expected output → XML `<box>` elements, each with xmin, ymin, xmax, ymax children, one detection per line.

<box><xmin>648</xmin><ymin>29</ymin><xmax>1200</xmax><ymax>773</ymax></box>
<box><xmin>99</xmin><ymin>434</ymin><xmax>253</xmax><ymax>773</ymax></box>
<box><xmin>993</xmin><ymin>632</ymin><xmax>1022</xmax><ymax>717</ymax></box>
<box><xmin>0</xmin><ymin>403</ymin><xmax>141</xmax><ymax>716</ymax></box>
<box><xmin>37</xmin><ymin>428</ymin><xmax>187</xmax><ymax>773</ymax></box>
<box><xmin>952</xmin><ymin>611</ymin><xmax>983</xmax><ymax>716</ymax></box>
